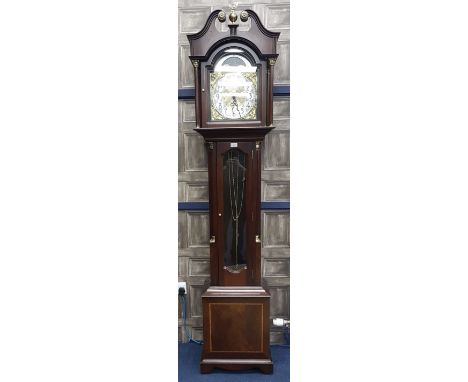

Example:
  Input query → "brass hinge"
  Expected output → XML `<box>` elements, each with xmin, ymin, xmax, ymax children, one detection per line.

<box><xmin>255</xmin><ymin>235</ymin><xmax>261</xmax><ymax>243</ymax></box>
<box><xmin>209</xmin><ymin>235</ymin><xmax>216</xmax><ymax>244</ymax></box>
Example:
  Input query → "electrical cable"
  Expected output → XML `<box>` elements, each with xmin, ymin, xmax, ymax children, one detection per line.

<box><xmin>276</xmin><ymin>324</ymin><xmax>290</xmax><ymax>348</ymax></box>
<box><xmin>179</xmin><ymin>294</ymin><xmax>203</xmax><ymax>345</ymax></box>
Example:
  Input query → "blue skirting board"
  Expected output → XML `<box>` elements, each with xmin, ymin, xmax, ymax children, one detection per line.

<box><xmin>178</xmin><ymin>201</ymin><xmax>289</xmax><ymax>211</ymax></box>
<box><xmin>178</xmin><ymin>85</ymin><xmax>290</xmax><ymax>99</ymax></box>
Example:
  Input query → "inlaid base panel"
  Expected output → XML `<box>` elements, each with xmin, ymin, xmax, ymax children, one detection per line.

<box><xmin>200</xmin><ymin>286</ymin><xmax>273</xmax><ymax>374</ymax></box>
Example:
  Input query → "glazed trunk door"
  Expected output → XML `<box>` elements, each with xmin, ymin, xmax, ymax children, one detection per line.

<box><xmin>216</xmin><ymin>142</ymin><xmax>255</xmax><ymax>286</ymax></box>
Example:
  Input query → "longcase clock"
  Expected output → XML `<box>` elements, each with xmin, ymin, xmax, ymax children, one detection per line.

<box><xmin>187</xmin><ymin>5</ymin><xmax>279</xmax><ymax>374</ymax></box>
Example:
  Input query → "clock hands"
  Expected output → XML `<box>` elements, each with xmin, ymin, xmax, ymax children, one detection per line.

<box><xmin>231</xmin><ymin>96</ymin><xmax>242</xmax><ymax>119</ymax></box>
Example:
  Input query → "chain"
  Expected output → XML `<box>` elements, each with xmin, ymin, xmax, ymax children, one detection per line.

<box><xmin>227</xmin><ymin>149</ymin><xmax>245</xmax><ymax>265</ymax></box>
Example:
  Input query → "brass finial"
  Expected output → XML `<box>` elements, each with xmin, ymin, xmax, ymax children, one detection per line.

<box><xmin>229</xmin><ymin>2</ymin><xmax>238</xmax><ymax>11</ymax></box>
<box><xmin>240</xmin><ymin>10</ymin><xmax>249</xmax><ymax>22</ymax></box>
<box><xmin>218</xmin><ymin>11</ymin><xmax>226</xmax><ymax>22</ymax></box>
<box><xmin>229</xmin><ymin>2</ymin><xmax>238</xmax><ymax>23</ymax></box>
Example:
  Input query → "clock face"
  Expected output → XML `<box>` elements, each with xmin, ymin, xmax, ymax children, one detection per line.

<box><xmin>210</xmin><ymin>52</ymin><xmax>258</xmax><ymax>121</ymax></box>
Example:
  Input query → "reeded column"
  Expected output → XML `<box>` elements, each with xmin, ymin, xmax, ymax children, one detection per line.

<box><xmin>266</xmin><ymin>58</ymin><xmax>276</xmax><ymax>127</ymax></box>
<box><xmin>191</xmin><ymin>59</ymin><xmax>201</xmax><ymax>128</ymax></box>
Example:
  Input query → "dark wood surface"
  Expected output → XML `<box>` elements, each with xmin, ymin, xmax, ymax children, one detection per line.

<box><xmin>188</xmin><ymin>9</ymin><xmax>279</xmax><ymax>130</ymax></box>
<box><xmin>200</xmin><ymin>359</ymin><xmax>273</xmax><ymax>374</ymax></box>
<box><xmin>188</xmin><ymin>10</ymin><xmax>279</xmax><ymax>60</ymax></box>
<box><xmin>200</xmin><ymin>286</ymin><xmax>273</xmax><ymax>374</ymax></box>
<box><xmin>194</xmin><ymin>127</ymin><xmax>274</xmax><ymax>141</ymax></box>
<box><xmin>188</xmin><ymin>8</ymin><xmax>279</xmax><ymax>374</ymax></box>
<box><xmin>202</xmin><ymin>136</ymin><xmax>268</xmax><ymax>287</ymax></box>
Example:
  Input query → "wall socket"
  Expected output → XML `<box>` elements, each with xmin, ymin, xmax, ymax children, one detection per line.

<box><xmin>178</xmin><ymin>282</ymin><xmax>187</xmax><ymax>295</ymax></box>
<box><xmin>273</xmin><ymin>318</ymin><xmax>290</xmax><ymax>327</ymax></box>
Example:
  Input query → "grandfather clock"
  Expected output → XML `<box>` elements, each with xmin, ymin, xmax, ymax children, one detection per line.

<box><xmin>187</xmin><ymin>4</ymin><xmax>279</xmax><ymax>374</ymax></box>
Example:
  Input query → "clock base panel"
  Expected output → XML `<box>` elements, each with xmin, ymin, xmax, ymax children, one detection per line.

<box><xmin>200</xmin><ymin>286</ymin><xmax>272</xmax><ymax>374</ymax></box>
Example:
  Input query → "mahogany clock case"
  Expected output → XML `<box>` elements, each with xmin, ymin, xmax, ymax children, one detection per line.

<box><xmin>200</xmin><ymin>287</ymin><xmax>272</xmax><ymax>374</ymax></box>
<box><xmin>187</xmin><ymin>9</ymin><xmax>279</xmax><ymax>289</ymax></box>
<box><xmin>187</xmin><ymin>9</ymin><xmax>279</xmax><ymax>130</ymax></box>
<box><xmin>180</xmin><ymin>4</ymin><xmax>287</xmax><ymax>375</ymax></box>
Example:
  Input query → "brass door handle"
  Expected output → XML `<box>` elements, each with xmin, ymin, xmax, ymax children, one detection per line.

<box><xmin>210</xmin><ymin>236</ymin><xmax>216</xmax><ymax>244</ymax></box>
